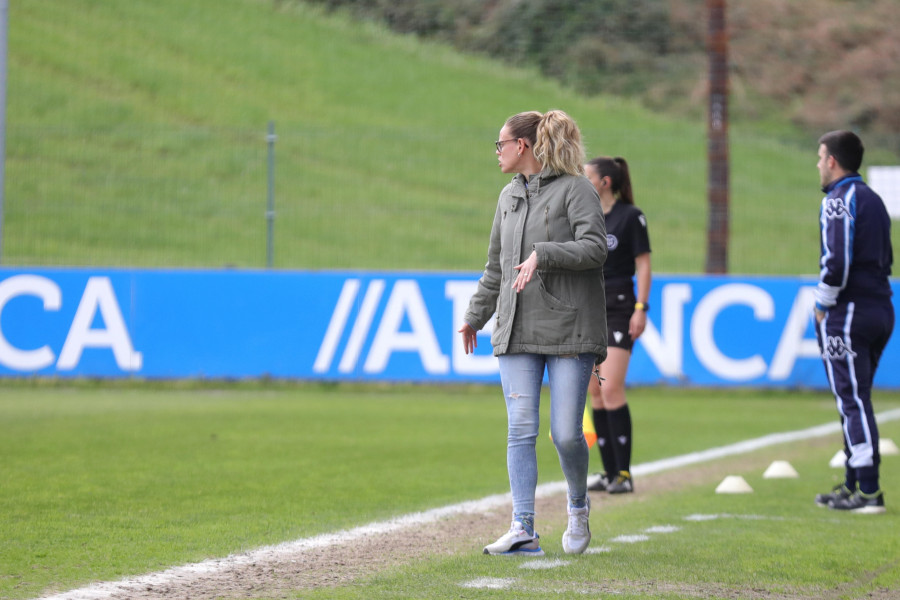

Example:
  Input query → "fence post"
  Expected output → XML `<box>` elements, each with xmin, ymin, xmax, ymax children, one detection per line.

<box><xmin>0</xmin><ymin>0</ymin><xmax>8</xmax><ymax>264</ymax></box>
<box><xmin>266</xmin><ymin>121</ymin><xmax>276</xmax><ymax>268</ymax></box>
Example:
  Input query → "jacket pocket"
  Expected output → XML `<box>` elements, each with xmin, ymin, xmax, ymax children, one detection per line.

<box><xmin>529</xmin><ymin>278</ymin><xmax>578</xmax><ymax>343</ymax></box>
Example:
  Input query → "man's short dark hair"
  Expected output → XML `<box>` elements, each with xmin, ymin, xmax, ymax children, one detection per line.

<box><xmin>818</xmin><ymin>130</ymin><xmax>864</xmax><ymax>172</ymax></box>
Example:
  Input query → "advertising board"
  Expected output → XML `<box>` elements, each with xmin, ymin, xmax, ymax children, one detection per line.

<box><xmin>1</xmin><ymin>268</ymin><xmax>897</xmax><ymax>388</ymax></box>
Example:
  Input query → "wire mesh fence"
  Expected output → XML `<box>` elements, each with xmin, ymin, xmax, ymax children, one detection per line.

<box><xmin>1</xmin><ymin>121</ymin><xmax>712</xmax><ymax>272</ymax></box>
<box><xmin>3</xmin><ymin>119</ymin><xmax>866</xmax><ymax>276</ymax></box>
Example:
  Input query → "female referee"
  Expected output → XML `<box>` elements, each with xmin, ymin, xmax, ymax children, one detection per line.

<box><xmin>584</xmin><ymin>156</ymin><xmax>651</xmax><ymax>494</ymax></box>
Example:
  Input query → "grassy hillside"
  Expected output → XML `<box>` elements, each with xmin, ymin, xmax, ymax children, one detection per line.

<box><xmin>4</xmin><ymin>0</ymin><xmax>898</xmax><ymax>273</ymax></box>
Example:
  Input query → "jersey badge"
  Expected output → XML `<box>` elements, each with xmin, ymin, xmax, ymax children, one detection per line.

<box><xmin>607</xmin><ymin>234</ymin><xmax>619</xmax><ymax>251</ymax></box>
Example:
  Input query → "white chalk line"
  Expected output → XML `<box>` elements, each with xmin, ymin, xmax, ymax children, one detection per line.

<box><xmin>519</xmin><ymin>558</ymin><xmax>571</xmax><ymax>570</ymax></box>
<box><xmin>459</xmin><ymin>577</ymin><xmax>515</xmax><ymax>590</ymax></box>
<box><xmin>36</xmin><ymin>408</ymin><xmax>900</xmax><ymax>600</ymax></box>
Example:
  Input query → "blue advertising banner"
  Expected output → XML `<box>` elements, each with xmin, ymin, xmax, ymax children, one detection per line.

<box><xmin>0</xmin><ymin>268</ymin><xmax>897</xmax><ymax>388</ymax></box>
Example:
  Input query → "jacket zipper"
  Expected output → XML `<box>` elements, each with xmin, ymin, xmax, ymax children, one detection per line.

<box><xmin>545</xmin><ymin>205</ymin><xmax>551</xmax><ymax>241</ymax></box>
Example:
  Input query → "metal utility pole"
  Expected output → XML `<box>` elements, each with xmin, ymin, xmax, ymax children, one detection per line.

<box><xmin>705</xmin><ymin>0</ymin><xmax>729</xmax><ymax>274</ymax></box>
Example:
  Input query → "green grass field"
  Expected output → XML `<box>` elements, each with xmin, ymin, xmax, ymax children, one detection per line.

<box><xmin>3</xmin><ymin>381</ymin><xmax>900</xmax><ymax>599</ymax></box>
<box><xmin>7</xmin><ymin>0</ymin><xmax>899</xmax><ymax>273</ymax></box>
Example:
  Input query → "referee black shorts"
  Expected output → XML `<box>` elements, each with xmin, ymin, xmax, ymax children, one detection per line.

<box><xmin>605</xmin><ymin>283</ymin><xmax>636</xmax><ymax>352</ymax></box>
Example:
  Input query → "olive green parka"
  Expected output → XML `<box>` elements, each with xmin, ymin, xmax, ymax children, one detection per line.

<box><xmin>464</xmin><ymin>168</ymin><xmax>608</xmax><ymax>363</ymax></box>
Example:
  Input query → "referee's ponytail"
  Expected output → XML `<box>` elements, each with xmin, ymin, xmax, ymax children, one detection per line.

<box><xmin>586</xmin><ymin>156</ymin><xmax>634</xmax><ymax>205</ymax></box>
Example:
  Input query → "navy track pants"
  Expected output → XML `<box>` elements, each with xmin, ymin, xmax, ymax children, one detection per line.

<box><xmin>816</xmin><ymin>298</ymin><xmax>894</xmax><ymax>487</ymax></box>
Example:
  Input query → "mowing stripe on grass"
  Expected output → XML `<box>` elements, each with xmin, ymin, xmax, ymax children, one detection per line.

<box><xmin>37</xmin><ymin>408</ymin><xmax>900</xmax><ymax>600</ymax></box>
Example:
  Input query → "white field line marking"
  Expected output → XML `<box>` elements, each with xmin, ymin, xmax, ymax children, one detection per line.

<box><xmin>459</xmin><ymin>577</ymin><xmax>516</xmax><ymax>590</ymax></box>
<box><xmin>645</xmin><ymin>525</ymin><xmax>680</xmax><ymax>534</ymax></box>
<box><xmin>610</xmin><ymin>534</ymin><xmax>651</xmax><ymax>543</ymax></box>
<box><xmin>684</xmin><ymin>513</ymin><xmax>786</xmax><ymax>522</ymax></box>
<box><xmin>36</xmin><ymin>408</ymin><xmax>900</xmax><ymax>600</ymax></box>
<box><xmin>519</xmin><ymin>558</ymin><xmax>570</xmax><ymax>570</ymax></box>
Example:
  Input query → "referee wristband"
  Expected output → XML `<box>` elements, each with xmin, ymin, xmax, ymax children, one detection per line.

<box><xmin>634</xmin><ymin>302</ymin><xmax>649</xmax><ymax>312</ymax></box>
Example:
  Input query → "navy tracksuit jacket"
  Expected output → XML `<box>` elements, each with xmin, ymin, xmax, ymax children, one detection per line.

<box><xmin>814</xmin><ymin>173</ymin><xmax>894</xmax><ymax>488</ymax></box>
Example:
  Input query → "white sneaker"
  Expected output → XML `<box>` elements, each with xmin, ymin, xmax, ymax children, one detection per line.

<box><xmin>483</xmin><ymin>521</ymin><xmax>544</xmax><ymax>556</ymax></box>
<box><xmin>562</xmin><ymin>497</ymin><xmax>591</xmax><ymax>554</ymax></box>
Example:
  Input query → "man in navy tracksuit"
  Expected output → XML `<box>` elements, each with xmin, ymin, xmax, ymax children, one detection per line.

<box><xmin>812</xmin><ymin>130</ymin><xmax>894</xmax><ymax>514</ymax></box>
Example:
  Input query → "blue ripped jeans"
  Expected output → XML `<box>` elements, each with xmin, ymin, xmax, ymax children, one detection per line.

<box><xmin>498</xmin><ymin>353</ymin><xmax>596</xmax><ymax>529</ymax></box>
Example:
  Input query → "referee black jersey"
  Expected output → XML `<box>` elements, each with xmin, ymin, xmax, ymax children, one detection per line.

<box><xmin>603</xmin><ymin>201</ymin><xmax>651</xmax><ymax>286</ymax></box>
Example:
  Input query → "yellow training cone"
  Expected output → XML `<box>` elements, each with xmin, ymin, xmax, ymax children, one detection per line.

<box><xmin>583</xmin><ymin>404</ymin><xmax>597</xmax><ymax>448</ymax></box>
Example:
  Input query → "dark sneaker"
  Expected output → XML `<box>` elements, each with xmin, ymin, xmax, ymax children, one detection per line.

<box><xmin>587</xmin><ymin>473</ymin><xmax>609</xmax><ymax>492</ymax></box>
<box><xmin>815</xmin><ymin>483</ymin><xmax>852</xmax><ymax>507</ymax></box>
<box><xmin>607</xmin><ymin>472</ymin><xmax>634</xmax><ymax>494</ymax></box>
<box><xmin>830</xmin><ymin>490</ymin><xmax>886</xmax><ymax>514</ymax></box>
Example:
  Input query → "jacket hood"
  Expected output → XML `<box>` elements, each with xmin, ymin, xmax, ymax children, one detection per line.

<box><xmin>511</xmin><ymin>168</ymin><xmax>563</xmax><ymax>195</ymax></box>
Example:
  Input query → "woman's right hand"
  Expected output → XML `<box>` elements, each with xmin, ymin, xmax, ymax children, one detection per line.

<box><xmin>458</xmin><ymin>323</ymin><xmax>478</xmax><ymax>354</ymax></box>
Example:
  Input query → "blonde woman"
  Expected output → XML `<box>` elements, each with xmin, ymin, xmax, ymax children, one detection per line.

<box><xmin>459</xmin><ymin>110</ymin><xmax>608</xmax><ymax>555</ymax></box>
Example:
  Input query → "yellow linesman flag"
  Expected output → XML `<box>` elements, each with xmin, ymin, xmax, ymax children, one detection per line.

<box><xmin>549</xmin><ymin>404</ymin><xmax>597</xmax><ymax>448</ymax></box>
<box><xmin>582</xmin><ymin>403</ymin><xmax>597</xmax><ymax>448</ymax></box>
